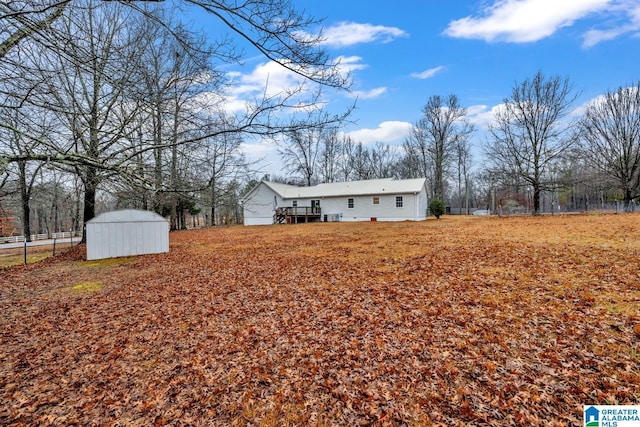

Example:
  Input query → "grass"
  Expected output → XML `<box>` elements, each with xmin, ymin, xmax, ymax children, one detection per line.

<box><xmin>0</xmin><ymin>252</ymin><xmax>51</xmax><ymax>268</ymax></box>
<box><xmin>69</xmin><ymin>281</ymin><xmax>102</xmax><ymax>292</ymax></box>
<box><xmin>0</xmin><ymin>242</ymin><xmax>75</xmax><ymax>268</ymax></box>
<box><xmin>82</xmin><ymin>257</ymin><xmax>136</xmax><ymax>267</ymax></box>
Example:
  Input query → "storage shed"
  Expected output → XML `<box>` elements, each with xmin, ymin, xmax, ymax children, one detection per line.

<box><xmin>86</xmin><ymin>209</ymin><xmax>169</xmax><ymax>260</ymax></box>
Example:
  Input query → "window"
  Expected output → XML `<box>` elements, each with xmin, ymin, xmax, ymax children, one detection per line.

<box><xmin>372</xmin><ymin>196</ymin><xmax>380</xmax><ymax>205</ymax></box>
<box><xmin>348</xmin><ymin>198</ymin><xmax>354</xmax><ymax>208</ymax></box>
<box><xmin>292</xmin><ymin>200</ymin><xmax>297</xmax><ymax>207</ymax></box>
<box><xmin>395</xmin><ymin>196</ymin><xmax>403</xmax><ymax>207</ymax></box>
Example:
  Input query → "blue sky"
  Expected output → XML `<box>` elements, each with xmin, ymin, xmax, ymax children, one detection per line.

<box><xmin>184</xmin><ymin>0</ymin><xmax>640</xmax><ymax>176</ymax></box>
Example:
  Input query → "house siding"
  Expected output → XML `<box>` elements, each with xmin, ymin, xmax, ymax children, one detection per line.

<box><xmin>242</xmin><ymin>179</ymin><xmax>428</xmax><ymax>225</ymax></box>
<box><xmin>289</xmin><ymin>192</ymin><xmax>426</xmax><ymax>222</ymax></box>
<box><xmin>243</xmin><ymin>183</ymin><xmax>281</xmax><ymax>225</ymax></box>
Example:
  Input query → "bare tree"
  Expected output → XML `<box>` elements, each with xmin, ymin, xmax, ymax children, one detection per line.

<box><xmin>486</xmin><ymin>71</ymin><xmax>578</xmax><ymax>214</ymax></box>
<box><xmin>279</xmin><ymin>128</ymin><xmax>321</xmax><ymax>186</ymax></box>
<box><xmin>317</xmin><ymin>127</ymin><xmax>341</xmax><ymax>183</ymax></box>
<box><xmin>337</xmin><ymin>135</ymin><xmax>356</xmax><ymax>182</ymax></box>
<box><xmin>194</xmin><ymin>119</ymin><xmax>248</xmax><ymax>225</ymax></box>
<box><xmin>578</xmin><ymin>82</ymin><xmax>640</xmax><ymax>210</ymax></box>
<box><xmin>399</xmin><ymin>126</ymin><xmax>431</xmax><ymax>182</ymax></box>
<box><xmin>453</xmin><ymin>134</ymin><xmax>473</xmax><ymax>214</ymax></box>
<box><xmin>1</xmin><ymin>0</ymin><xmax>352</xmax><ymax>237</ymax></box>
<box><xmin>401</xmin><ymin>122</ymin><xmax>430</xmax><ymax>179</ymax></box>
<box><xmin>0</xmin><ymin>102</ymin><xmax>56</xmax><ymax>240</ymax></box>
<box><xmin>315</xmin><ymin>129</ymin><xmax>397</xmax><ymax>183</ymax></box>
<box><xmin>329</xmin><ymin>140</ymin><xmax>397</xmax><ymax>181</ymax></box>
<box><xmin>161</xmin><ymin>31</ymin><xmax>217</xmax><ymax>229</ymax></box>
<box><xmin>36</xmin><ymin>1</ymin><xmax>150</xmax><ymax>240</ymax></box>
<box><xmin>348</xmin><ymin>142</ymin><xmax>374</xmax><ymax>181</ymax></box>
<box><xmin>404</xmin><ymin>94</ymin><xmax>473</xmax><ymax>201</ymax></box>
<box><xmin>1</xmin><ymin>0</ymin><xmax>345</xmax><ymax>89</ymax></box>
<box><xmin>370</xmin><ymin>142</ymin><xmax>398</xmax><ymax>179</ymax></box>
<box><xmin>0</xmin><ymin>0</ymin><xmax>70</xmax><ymax>59</ymax></box>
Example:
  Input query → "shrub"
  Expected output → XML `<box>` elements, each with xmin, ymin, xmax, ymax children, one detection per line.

<box><xmin>429</xmin><ymin>199</ymin><xmax>445</xmax><ymax>219</ymax></box>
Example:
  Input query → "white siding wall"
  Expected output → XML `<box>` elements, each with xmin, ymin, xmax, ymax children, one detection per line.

<box><xmin>243</xmin><ymin>183</ymin><xmax>282</xmax><ymax>225</ymax></box>
<box><xmin>292</xmin><ymin>192</ymin><xmax>427</xmax><ymax>222</ymax></box>
<box><xmin>243</xmin><ymin>217</ymin><xmax>274</xmax><ymax>226</ymax></box>
<box><xmin>242</xmin><ymin>180</ymin><xmax>429</xmax><ymax>225</ymax></box>
<box><xmin>416</xmin><ymin>186</ymin><xmax>428</xmax><ymax>219</ymax></box>
<box><xmin>86</xmin><ymin>220</ymin><xmax>169</xmax><ymax>260</ymax></box>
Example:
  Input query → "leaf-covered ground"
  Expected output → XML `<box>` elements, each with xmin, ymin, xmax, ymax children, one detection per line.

<box><xmin>1</xmin><ymin>215</ymin><xmax>639</xmax><ymax>426</ymax></box>
<box><xmin>0</xmin><ymin>242</ymin><xmax>75</xmax><ymax>268</ymax></box>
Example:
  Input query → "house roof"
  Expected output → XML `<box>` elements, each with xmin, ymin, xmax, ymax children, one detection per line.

<box><xmin>87</xmin><ymin>209</ymin><xmax>168</xmax><ymax>224</ymax></box>
<box><xmin>263</xmin><ymin>178</ymin><xmax>427</xmax><ymax>199</ymax></box>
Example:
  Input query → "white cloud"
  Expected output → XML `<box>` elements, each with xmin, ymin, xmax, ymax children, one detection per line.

<box><xmin>444</xmin><ymin>0</ymin><xmax>611</xmax><ymax>42</ymax></box>
<box><xmin>348</xmin><ymin>87</ymin><xmax>387</xmax><ymax>100</ymax></box>
<box><xmin>318</xmin><ymin>22</ymin><xmax>408</xmax><ymax>47</ymax></box>
<box><xmin>219</xmin><ymin>60</ymin><xmax>331</xmax><ymax>114</ymax></box>
<box><xmin>206</xmin><ymin>54</ymin><xmax>373</xmax><ymax>117</ymax></box>
<box><xmin>570</xmin><ymin>99</ymin><xmax>593</xmax><ymax>118</ymax></box>
<box><xmin>241</xmin><ymin>141</ymin><xmax>276</xmax><ymax>157</ymax></box>
<box><xmin>465</xmin><ymin>104</ymin><xmax>509</xmax><ymax>129</ymax></box>
<box><xmin>571</xmin><ymin>85</ymin><xmax>640</xmax><ymax>117</ymax></box>
<box><xmin>240</xmin><ymin>141</ymin><xmax>283</xmax><ymax>178</ymax></box>
<box><xmin>346</xmin><ymin>121</ymin><xmax>413</xmax><ymax>145</ymax></box>
<box><xmin>411</xmin><ymin>66</ymin><xmax>445</xmax><ymax>80</ymax></box>
<box><xmin>465</xmin><ymin>97</ymin><xmax>594</xmax><ymax>131</ymax></box>
<box><xmin>228</xmin><ymin>61</ymin><xmax>305</xmax><ymax>99</ymax></box>
<box><xmin>334</xmin><ymin>55</ymin><xmax>368</xmax><ymax>74</ymax></box>
<box><xmin>582</xmin><ymin>27</ymin><xmax>626</xmax><ymax>47</ymax></box>
<box><xmin>214</xmin><ymin>62</ymin><xmax>306</xmax><ymax>115</ymax></box>
<box><xmin>581</xmin><ymin>2</ymin><xmax>640</xmax><ymax>47</ymax></box>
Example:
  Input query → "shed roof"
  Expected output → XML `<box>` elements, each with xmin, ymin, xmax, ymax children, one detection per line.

<box><xmin>87</xmin><ymin>209</ymin><xmax>168</xmax><ymax>224</ymax></box>
<box><xmin>263</xmin><ymin>178</ymin><xmax>427</xmax><ymax>199</ymax></box>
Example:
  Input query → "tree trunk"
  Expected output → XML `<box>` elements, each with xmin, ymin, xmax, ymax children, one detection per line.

<box><xmin>169</xmin><ymin>102</ymin><xmax>179</xmax><ymax>230</ymax></box>
<box><xmin>434</xmin><ymin>162</ymin><xmax>444</xmax><ymax>202</ymax></box>
<box><xmin>153</xmin><ymin>107</ymin><xmax>163</xmax><ymax>214</ymax></box>
<box><xmin>533</xmin><ymin>183</ymin><xmax>541</xmax><ymax>215</ymax></box>
<box><xmin>465</xmin><ymin>176</ymin><xmax>470</xmax><ymax>215</ymax></box>
<box><xmin>73</xmin><ymin>175</ymin><xmax>82</xmax><ymax>236</ymax></box>
<box><xmin>180</xmin><ymin>208</ymin><xmax>186</xmax><ymax>230</ymax></box>
<box><xmin>210</xmin><ymin>174</ymin><xmax>217</xmax><ymax>226</ymax></box>
<box><xmin>81</xmin><ymin>167</ymin><xmax>98</xmax><ymax>243</ymax></box>
<box><xmin>434</xmin><ymin>139</ymin><xmax>445</xmax><ymax>202</ymax></box>
<box><xmin>624</xmin><ymin>188</ymin><xmax>633</xmax><ymax>212</ymax></box>
<box><xmin>18</xmin><ymin>161</ymin><xmax>32</xmax><ymax>242</ymax></box>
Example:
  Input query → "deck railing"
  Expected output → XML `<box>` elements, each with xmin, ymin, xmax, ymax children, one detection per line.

<box><xmin>282</xmin><ymin>207</ymin><xmax>321</xmax><ymax>216</ymax></box>
<box><xmin>274</xmin><ymin>206</ymin><xmax>321</xmax><ymax>224</ymax></box>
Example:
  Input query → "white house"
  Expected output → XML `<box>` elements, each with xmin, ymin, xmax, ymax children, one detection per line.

<box><xmin>242</xmin><ymin>178</ymin><xmax>428</xmax><ymax>226</ymax></box>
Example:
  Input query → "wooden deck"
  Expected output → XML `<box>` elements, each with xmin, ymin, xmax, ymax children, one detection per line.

<box><xmin>274</xmin><ymin>207</ymin><xmax>322</xmax><ymax>224</ymax></box>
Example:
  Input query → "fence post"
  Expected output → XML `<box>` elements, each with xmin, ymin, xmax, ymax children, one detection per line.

<box><xmin>23</xmin><ymin>239</ymin><xmax>27</xmax><ymax>265</ymax></box>
<box><xmin>53</xmin><ymin>235</ymin><xmax>57</xmax><ymax>257</ymax></box>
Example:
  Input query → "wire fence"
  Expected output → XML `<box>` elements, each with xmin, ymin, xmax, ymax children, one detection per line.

<box><xmin>449</xmin><ymin>201</ymin><xmax>637</xmax><ymax>216</ymax></box>
<box><xmin>0</xmin><ymin>232</ymin><xmax>79</xmax><ymax>266</ymax></box>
